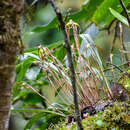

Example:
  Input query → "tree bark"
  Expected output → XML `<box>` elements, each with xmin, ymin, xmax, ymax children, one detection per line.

<box><xmin>0</xmin><ymin>1</ymin><xmax>24</xmax><ymax>130</ymax></box>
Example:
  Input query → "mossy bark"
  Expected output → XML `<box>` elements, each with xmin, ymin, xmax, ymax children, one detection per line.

<box><xmin>0</xmin><ymin>1</ymin><xmax>24</xmax><ymax>130</ymax></box>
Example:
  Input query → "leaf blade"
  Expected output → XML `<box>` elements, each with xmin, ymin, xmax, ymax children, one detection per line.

<box><xmin>109</xmin><ymin>8</ymin><xmax>129</xmax><ymax>26</ymax></box>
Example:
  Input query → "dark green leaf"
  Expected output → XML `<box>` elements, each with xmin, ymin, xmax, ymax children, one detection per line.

<box><xmin>24</xmin><ymin>112</ymin><xmax>46</xmax><ymax>130</ymax></box>
<box><xmin>32</xmin><ymin>17</ymin><xmax>58</xmax><ymax>32</ymax></box>
<box><xmin>23</xmin><ymin>93</ymin><xmax>45</xmax><ymax>105</ymax></box>
<box><xmin>53</xmin><ymin>45</ymin><xmax>66</xmax><ymax>62</ymax></box>
<box><xmin>40</xmin><ymin>114</ymin><xmax>62</xmax><ymax>129</ymax></box>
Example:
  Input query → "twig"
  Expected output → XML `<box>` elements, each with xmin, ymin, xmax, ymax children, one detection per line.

<box><xmin>106</xmin><ymin>62</ymin><xmax>130</xmax><ymax>77</ymax></box>
<box><xmin>119</xmin><ymin>0</ymin><xmax>130</xmax><ymax>25</ymax></box>
<box><xmin>104</xmin><ymin>61</ymin><xmax>130</xmax><ymax>72</ymax></box>
<box><xmin>22</xmin><ymin>83</ymin><xmax>52</xmax><ymax>105</ymax></box>
<box><xmin>48</xmin><ymin>0</ymin><xmax>83</xmax><ymax>129</ymax></box>
<box><xmin>110</xmin><ymin>21</ymin><xmax>119</xmax><ymax>54</ymax></box>
<box><xmin>110</xmin><ymin>54</ymin><xmax>116</xmax><ymax>84</ymax></box>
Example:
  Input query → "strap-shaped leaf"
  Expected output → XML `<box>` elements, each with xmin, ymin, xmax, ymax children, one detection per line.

<box><xmin>109</xmin><ymin>8</ymin><xmax>129</xmax><ymax>26</ymax></box>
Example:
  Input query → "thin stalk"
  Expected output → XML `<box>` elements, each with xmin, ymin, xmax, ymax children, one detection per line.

<box><xmin>81</xmin><ymin>55</ymin><xmax>101</xmax><ymax>99</ymax></box>
<box><xmin>110</xmin><ymin>54</ymin><xmax>116</xmax><ymax>82</ymax></box>
<box><xmin>48</xmin><ymin>69</ymin><xmax>73</xmax><ymax>104</ymax></box>
<box><xmin>76</xmin><ymin>75</ymin><xmax>92</xmax><ymax>106</ymax></box>
<box><xmin>22</xmin><ymin>83</ymin><xmax>66</xmax><ymax>116</ymax></box>
<box><xmin>73</xmin><ymin>26</ymin><xmax>98</xmax><ymax>103</ymax></box>
<box><xmin>22</xmin><ymin>83</ymin><xmax>52</xmax><ymax>105</ymax></box>
<box><xmin>91</xmin><ymin>47</ymin><xmax>113</xmax><ymax>99</ymax></box>
<box><xmin>119</xmin><ymin>22</ymin><xmax>129</xmax><ymax>66</ymax></box>
<box><xmin>47</xmin><ymin>72</ymin><xmax>71</xmax><ymax>104</ymax></box>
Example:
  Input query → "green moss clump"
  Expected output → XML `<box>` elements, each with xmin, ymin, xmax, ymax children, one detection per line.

<box><xmin>102</xmin><ymin>101</ymin><xmax>130</xmax><ymax>129</ymax></box>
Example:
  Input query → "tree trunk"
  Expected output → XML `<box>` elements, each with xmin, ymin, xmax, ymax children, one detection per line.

<box><xmin>0</xmin><ymin>1</ymin><xmax>24</xmax><ymax>130</ymax></box>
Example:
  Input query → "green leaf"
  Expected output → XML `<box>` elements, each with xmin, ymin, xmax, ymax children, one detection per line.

<box><xmin>24</xmin><ymin>40</ymin><xmax>66</xmax><ymax>62</ymax></box>
<box><xmin>47</xmin><ymin>40</ymin><xmax>63</xmax><ymax>50</ymax></box>
<box><xmin>68</xmin><ymin>0</ymin><xmax>104</xmax><ymax>23</ymax></box>
<box><xmin>23</xmin><ymin>92</ymin><xmax>45</xmax><ymax>105</ymax></box>
<box><xmin>24</xmin><ymin>47</ymin><xmax>39</xmax><ymax>55</ymax></box>
<box><xmin>92</xmin><ymin>0</ymin><xmax>130</xmax><ymax>28</ymax></box>
<box><xmin>40</xmin><ymin>114</ymin><xmax>61</xmax><ymax>129</ymax></box>
<box><xmin>12</xmin><ymin>108</ymin><xmax>65</xmax><ymax>129</ymax></box>
<box><xmin>16</xmin><ymin>56</ymin><xmax>36</xmax><ymax>82</ymax></box>
<box><xmin>109</xmin><ymin>8</ymin><xmax>129</xmax><ymax>26</ymax></box>
<box><xmin>32</xmin><ymin>17</ymin><xmax>58</xmax><ymax>32</ymax></box>
<box><xmin>47</xmin><ymin>40</ymin><xmax>66</xmax><ymax>62</ymax></box>
<box><xmin>55</xmin><ymin>82</ymin><xmax>65</xmax><ymax>97</ymax></box>
<box><xmin>71</xmin><ymin>123</ymin><xmax>77</xmax><ymax>130</ymax></box>
<box><xmin>11</xmin><ymin>109</ymin><xmax>65</xmax><ymax>117</ymax></box>
<box><xmin>36</xmin><ymin>69</ymin><xmax>43</xmax><ymax>80</ymax></box>
<box><xmin>13</xmin><ymin>91</ymin><xmax>34</xmax><ymax>103</ymax></box>
<box><xmin>24</xmin><ymin>112</ymin><xmax>46</xmax><ymax>130</ymax></box>
<box><xmin>53</xmin><ymin>45</ymin><xmax>66</xmax><ymax>62</ymax></box>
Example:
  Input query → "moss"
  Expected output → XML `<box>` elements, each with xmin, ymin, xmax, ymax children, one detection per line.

<box><xmin>119</xmin><ymin>70</ymin><xmax>130</xmax><ymax>94</ymax></box>
<box><xmin>54</xmin><ymin>101</ymin><xmax>130</xmax><ymax>130</ymax></box>
<box><xmin>101</xmin><ymin>102</ymin><xmax>129</xmax><ymax>128</ymax></box>
<box><xmin>86</xmin><ymin>101</ymin><xmax>129</xmax><ymax>129</ymax></box>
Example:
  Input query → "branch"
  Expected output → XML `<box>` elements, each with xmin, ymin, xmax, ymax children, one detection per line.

<box><xmin>48</xmin><ymin>0</ymin><xmax>83</xmax><ymax>129</ymax></box>
<box><xmin>119</xmin><ymin>0</ymin><xmax>130</xmax><ymax>25</ymax></box>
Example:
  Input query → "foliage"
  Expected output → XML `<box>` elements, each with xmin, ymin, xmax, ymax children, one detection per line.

<box><xmin>12</xmin><ymin>0</ymin><xmax>130</xmax><ymax>129</ymax></box>
<box><xmin>28</xmin><ymin>0</ymin><xmax>129</xmax><ymax>34</ymax></box>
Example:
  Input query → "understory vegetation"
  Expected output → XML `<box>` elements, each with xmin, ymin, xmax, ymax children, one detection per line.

<box><xmin>10</xmin><ymin>0</ymin><xmax>130</xmax><ymax>130</ymax></box>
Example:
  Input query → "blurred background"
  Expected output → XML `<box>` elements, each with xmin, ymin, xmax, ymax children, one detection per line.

<box><xmin>22</xmin><ymin>0</ymin><xmax>86</xmax><ymax>48</ymax></box>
